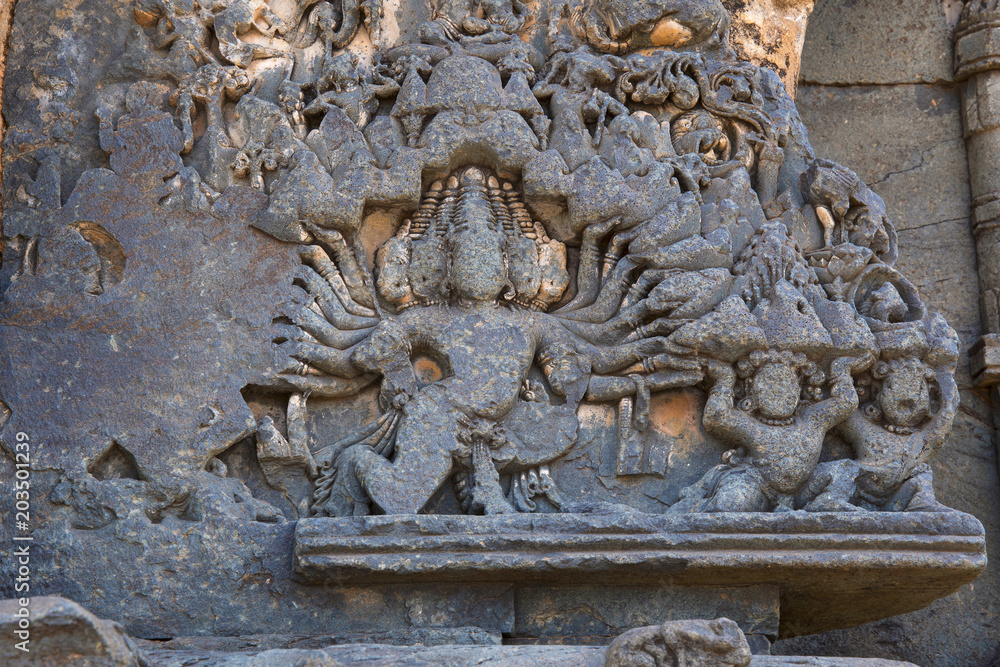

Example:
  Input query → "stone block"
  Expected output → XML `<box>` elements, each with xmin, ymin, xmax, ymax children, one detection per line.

<box><xmin>799</xmin><ymin>0</ymin><xmax>959</xmax><ymax>85</ymax></box>
<box><xmin>0</xmin><ymin>596</ymin><xmax>148</xmax><ymax>667</ymax></box>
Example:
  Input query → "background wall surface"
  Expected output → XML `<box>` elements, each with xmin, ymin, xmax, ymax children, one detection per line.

<box><xmin>776</xmin><ymin>1</ymin><xmax>1000</xmax><ymax>663</ymax></box>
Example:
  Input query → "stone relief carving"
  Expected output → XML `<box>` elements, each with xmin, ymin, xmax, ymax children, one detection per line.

<box><xmin>0</xmin><ymin>0</ymin><xmax>962</xmax><ymax>525</ymax></box>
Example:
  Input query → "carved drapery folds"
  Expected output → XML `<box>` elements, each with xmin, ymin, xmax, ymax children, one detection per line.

<box><xmin>5</xmin><ymin>0</ymin><xmax>962</xmax><ymax>521</ymax></box>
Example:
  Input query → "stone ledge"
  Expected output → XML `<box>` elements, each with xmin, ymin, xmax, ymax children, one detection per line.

<box><xmin>971</xmin><ymin>333</ymin><xmax>1000</xmax><ymax>387</ymax></box>
<box><xmin>294</xmin><ymin>511</ymin><xmax>986</xmax><ymax>638</ymax></box>
<box><xmin>139</xmin><ymin>644</ymin><xmax>920</xmax><ymax>667</ymax></box>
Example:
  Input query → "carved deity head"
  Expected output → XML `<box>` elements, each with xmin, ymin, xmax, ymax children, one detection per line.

<box><xmin>671</xmin><ymin>110</ymin><xmax>730</xmax><ymax>164</ymax></box>
<box><xmin>738</xmin><ymin>349</ymin><xmax>819</xmax><ymax>422</ymax></box>
<box><xmin>869</xmin><ymin>357</ymin><xmax>934</xmax><ymax>429</ymax></box>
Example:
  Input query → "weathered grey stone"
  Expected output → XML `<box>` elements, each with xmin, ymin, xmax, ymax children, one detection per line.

<box><xmin>604</xmin><ymin>617</ymin><xmax>752</xmax><ymax>666</ymax></box>
<box><xmin>776</xmin><ymin>80</ymin><xmax>1000</xmax><ymax>666</ymax></box>
<box><xmin>0</xmin><ymin>0</ymin><xmax>987</xmax><ymax>663</ymax></box>
<box><xmin>0</xmin><ymin>596</ymin><xmax>149</xmax><ymax>667</ymax></box>
<box><xmin>133</xmin><ymin>627</ymin><xmax>503</xmax><ymax>651</ymax></box>
<box><xmin>755</xmin><ymin>660</ymin><xmax>918</xmax><ymax>667</ymax></box>
<box><xmin>294</xmin><ymin>512</ymin><xmax>984</xmax><ymax>638</ymax></box>
<box><xmin>799</xmin><ymin>0</ymin><xmax>960</xmax><ymax>86</ymax></box>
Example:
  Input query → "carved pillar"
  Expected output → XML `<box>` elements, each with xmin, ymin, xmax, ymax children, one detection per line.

<box><xmin>956</xmin><ymin>2</ymin><xmax>1000</xmax><ymax>386</ymax></box>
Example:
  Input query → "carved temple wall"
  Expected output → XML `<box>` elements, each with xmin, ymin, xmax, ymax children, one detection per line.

<box><xmin>0</xmin><ymin>0</ymin><xmax>997</xmax><ymax>665</ymax></box>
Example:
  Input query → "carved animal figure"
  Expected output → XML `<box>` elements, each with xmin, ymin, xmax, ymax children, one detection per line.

<box><xmin>215</xmin><ymin>0</ymin><xmax>289</xmax><ymax>67</ymax></box>
<box><xmin>604</xmin><ymin>617</ymin><xmax>752</xmax><ymax>667</ymax></box>
<box><xmin>569</xmin><ymin>0</ymin><xmax>730</xmax><ymax>54</ymax></box>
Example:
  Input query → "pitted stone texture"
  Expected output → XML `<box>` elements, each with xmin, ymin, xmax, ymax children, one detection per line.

<box><xmin>294</xmin><ymin>512</ymin><xmax>984</xmax><ymax>638</ymax></box>
<box><xmin>138</xmin><ymin>645</ymin><xmax>923</xmax><ymax>667</ymax></box>
<box><xmin>795</xmin><ymin>84</ymin><xmax>978</xmax><ymax>376</ymax></box>
<box><xmin>0</xmin><ymin>0</ymin><xmax>981</xmax><ymax>658</ymax></box>
<box><xmin>5</xmin><ymin>516</ymin><xmax>514</xmax><ymax>640</ymax></box>
<box><xmin>0</xmin><ymin>596</ymin><xmax>149</xmax><ymax>667</ymax></box>
<box><xmin>723</xmin><ymin>0</ymin><xmax>816</xmax><ymax>97</ymax></box>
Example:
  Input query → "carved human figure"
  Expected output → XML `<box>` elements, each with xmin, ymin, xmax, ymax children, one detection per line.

<box><xmin>135</xmin><ymin>0</ymin><xmax>217</xmax><ymax>74</ymax></box>
<box><xmin>418</xmin><ymin>0</ymin><xmax>526</xmax><ymax>45</ymax></box>
<box><xmin>803</xmin><ymin>355</ymin><xmax>959</xmax><ymax>512</ymax></box>
<box><xmin>173</xmin><ymin>63</ymin><xmax>253</xmax><ymax>189</ymax></box>
<box><xmin>672</xmin><ymin>352</ymin><xmax>864</xmax><ymax>512</ymax></box>
<box><xmin>290</xmin><ymin>0</ymin><xmax>365</xmax><ymax>53</ymax></box>
<box><xmin>278</xmin><ymin>80</ymin><xmax>308</xmax><ymax>140</ymax></box>
<box><xmin>306</xmin><ymin>52</ymin><xmax>385</xmax><ymax>129</ymax></box>
<box><xmin>532</xmin><ymin>48</ymin><xmax>627</xmax><ymax>170</ymax></box>
<box><xmin>292</xmin><ymin>167</ymin><xmax>691</xmax><ymax>516</ymax></box>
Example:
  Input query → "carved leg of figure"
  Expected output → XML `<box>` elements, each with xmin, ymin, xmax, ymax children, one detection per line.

<box><xmin>801</xmin><ymin>460</ymin><xmax>863</xmax><ymax>512</ymax></box>
<box><xmin>703</xmin><ymin>466</ymin><xmax>770</xmax><ymax>513</ymax></box>
<box><xmin>900</xmin><ymin>464</ymin><xmax>952</xmax><ymax>513</ymax></box>
<box><xmin>349</xmin><ymin>390</ymin><xmax>463</xmax><ymax>514</ymax></box>
<box><xmin>469</xmin><ymin>440</ymin><xmax>516</xmax><ymax>515</ymax></box>
<box><xmin>320</xmin><ymin>445</ymin><xmax>374</xmax><ymax>517</ymax></box>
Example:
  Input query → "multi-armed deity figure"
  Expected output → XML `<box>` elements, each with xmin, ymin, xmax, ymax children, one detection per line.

<box><xmin>84</xmin><ymin>0</ymin><xmax>962</xmax><ymax>518</ymax></box>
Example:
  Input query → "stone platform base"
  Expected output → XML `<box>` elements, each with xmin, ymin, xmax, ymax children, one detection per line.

<box><xmin>294</xmin><ymin>510</ymin><xmax>986</xmax><ymax>638</ymax></box>
<box><xmin>0</xmin><ymin>597</ymin><xmax>920</xmax><ymax>667</ymax></box>
<box><xmin>138</xmin><ymin>643</ymin><xmax>920</xmax><ymax>667</ymax></box>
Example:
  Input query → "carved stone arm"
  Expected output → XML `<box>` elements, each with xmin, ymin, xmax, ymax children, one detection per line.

<box><xmin>917</xmin><ymin>368</ymin><xmax>961</xmax><ymax>463</ymax></box>
<box><xmin>350</xmin><ymin>320</ymin><xmax>419</xmax><ymax>399</ymax></box>
<box><xmin>697</xmin><ymin>360</ymin><xmax>751</xmax><ymax>445</ymax></box>
<box><xmin>804</xmin><ymin>356</ymin><xmax>862</xmax><ymax>430</ymax></box>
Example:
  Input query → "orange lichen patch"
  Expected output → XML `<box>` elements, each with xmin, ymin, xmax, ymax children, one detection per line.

<box><xmin>360</xmin><ymin>208</ymin><xmax>404</xmax><ymax>268</ymax></box>
<box><xmin>650</xmin><ymin>18</ymin><xmax>694</xmax><ymax>48</ymax></box>
<box><xmin>413</xmin><ymin>354</ymin><xmax>445</xmax><ymax>384</ymax></box>
<box><xmin>649</xmin><ymin>390</ymin><xmax>703</xmax><ymax>439</ymax></box>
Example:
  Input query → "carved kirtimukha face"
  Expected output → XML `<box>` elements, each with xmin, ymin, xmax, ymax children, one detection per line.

<box><xmin>874</xmin><ymin>358</ymin><xmax>931</xmax><ymax>429</ymax></box>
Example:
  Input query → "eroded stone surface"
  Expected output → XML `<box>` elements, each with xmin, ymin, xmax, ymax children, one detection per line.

<box><xmin>0</xmin><ymin>0</ymin><xmax>985</xmax><ymax>658</ymax></box>
<box><xmin>800</xmin><ymin>0</ymin><xmax>960</xmax><ymax>86</ymax></box>
<box><xmin>0</xmin><ymin>596</ymin><xmax>149</xmax><ymax>667</ymax></box>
